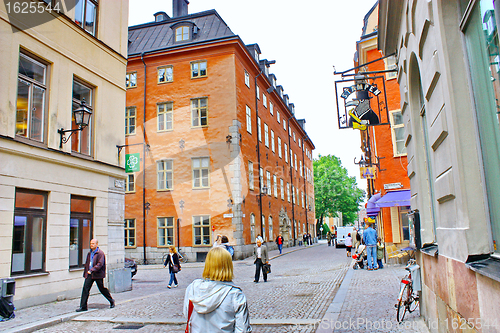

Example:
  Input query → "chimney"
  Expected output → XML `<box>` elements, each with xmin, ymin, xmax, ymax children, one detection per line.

<box><xmin>173</xmin><ymin>0</ymin><xmax>189</xmax><ymax>18</ymax></box>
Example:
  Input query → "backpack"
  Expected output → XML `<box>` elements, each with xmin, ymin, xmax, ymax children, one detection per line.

<box><xmin>225</xmin><ymin>245</ymin><xmax>234</xmax><ymax>257</ymax></box>
<box><xmin>0</xmin><ymin>298</ymin><xmax>15</xmax><ymax>321</ymax></box>
<box><xmin>356</xmin><ymin>232</ymin><xmax>361</xmax><ymax>242</ymax></box>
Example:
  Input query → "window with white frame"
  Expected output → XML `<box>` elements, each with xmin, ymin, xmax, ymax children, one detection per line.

<box><xmin>246</xmin><ymin>105</ymin><xmax>252</xmax><ymax>133</ymax></box>
<box><xmin>192</xmin><ymin>157</ymin><xmax>210</xmax><ymax>188</ymax></box>
<box><xmin>256</xmin><ymin>86</ymin><xmax>260</xmax><ymax>100</ymax></box>
<box><xmin>16</xmin><ymin>53</ymin><xmax>48</xmax><ymax>142</ymax></box>
<box><xmin>289</xmin><ymin>126</ymin><xmax>291</xmax><ymax>136</ymax></box>
<box><xmin>270</xmin><ymin>102</ymin><xmax>274</xmax><ymax>115</ymax></box>
<box><xmin>126</xmin><ymin>174</ymin><xmax>135</xmax><ymax>193</ymax></box>
<box><xmin>299</xmin><ymin>139</ymin><xmax>301</xmax><ymax>148</ymax></box>
<box><xmin>158</xmin><ymin>217</ymin><xmax>174</xmax><ymax>246</ymax></box>
<box><xmin>389</xmin><ymin>110</ymin><xmax>407</xmax><ymax>156</ymax></box>
<box><xmin>287</xmin><ymin>183</ymin><xmax>291</xmax><ymax>202</ymax></box>
<box><xmin>191</xmin><ymin>97</ymin><xmax>208</xmax><ymax>127</ymax></box>
<box><xmin>71</xmin><ymin>79</ymin><xmax>93</xmax><ymax>155</ymax></box>
<box><xmin>262</xmin><ymin>216</ymin><xmax>266</xmax><ymax>240</ymax></box>
<box><xmin>259</xmin><ymin>168</ymin><xmax>264</xmax><ymax>193</ymax></box>
<box><xmin>248</xmin><ymin>161</ymin><xmax>254</xmax><ymax>190</ymax></box>
<box><xmin>245</xmin><ymin>71</ymin><xmax>250</xmax><ymax>87</ymax></box>
<box><xmin>290</xmin><ymin>150</ymin><xmax>293</xmax><ymax>167</ymax></box>
<box><xmin>193</xmin><ymin>215</ymin><xmax>211</xmax><ymax>245</ymax></box>
<box><xmin>293</xmin><ymin>132</ymin><xmax>296</xmax><ymax>142</ymax></box>
<box><xmin>277</xmin><ymin>111</ymin><xmax>281</xmax><ymax>123</ymax></box>
<box><xmin>157</xmin><ymin>159</ymin><xmax>173</xmax><ymax>190</ymax></box>
<box><xmin>269</xmin><ymin>216</ymin><xmax>273</xmax><ymax>240</ymax></box>
<box><xmin>158</xmin><ymin>102</ymin><xmax>173</xmax><ymax>131</ymax></box>
<box><xmin>266</xmin><ymin>171</ymin><xmax>271</xmax><ymax>195</ymax></box>
<box><xmin>250</xmin><ymin>214</ymin><xmax>256</xmax><ymax>242</ymax></box>
<box><xmin>191</xmin><ymin>60</ymin><xmax>207</xmax><ymax>78</ymax></box>
<box><xmin>283</xmin><ymin>118</ymin><xmax>287</xmax><ymax>131</ymax></box>
<box><xmin>299</xmin><ymin>161</ymin><xmax>303</xmax><ymax>177</ymax></box>
<box><xmin>273</xmin><ymin>174</ymin><xmax>277</xmax><ymax>197</ymax></box>
<box><xmin>258</xmin><ymin>117</ymin><xmax>262</xmax><ymax>142</ymax></box>
<box><xmin>271</xmin><ymin>130</ymin><xmax>275</xmax><ymax>152</ymax></box>
<box><xmin>74</xmin><ymin>0</ymin><xmax>98</xmax><ymax>35</ymax></box>
<box><xmin>280</xmin><ymin>179</ymin><xmax>284</xmax><ymax>200</ymax></box>
<box><xmin>126</xmin><ymin>72</ymin><xmax>137</xmax><ymax>88</ymax></box>
<box><xmin>292</xmin><ymin>185</ymin><xmax>296</xmax><ymax>204</ymax></box>
<box><xmin>302</xmin><ymin>192</ymin><xmax>305</xmax><ymax>208</ymax></box>
<box><xmin>278</xmin><ymin>137</ymin><xmax>282</xmax><ymax>158</ymax></box>
<box><xmin>385</xmin><ymin>55</ymin><xmax>398</xmax><ymax>80</ymax></box>
<box><xmin>264</xmin><ymin>123</ymin><xmax>269</xmax><ymax>147</ymax></box>
<box><xmin>263</xmin><ymin>94</ymin><xmax>267</xmax><ymax>108</ymax></box>
<box><xmin>294</xmin><ymin>154</ymin><xmax>298</xmax><ymax>171</ymax></box>
<box><xmin>158</xmin><ymin>66</ymin><xmax>173</xmax><ymax>83</ymax></box>
<box><xmin>284</xmin><ymin>143</ymin><xmax>288</xmax><ymax>163</ymax></box>
<box><xmin>125</xmin><ymin>107</ymin><xmax>136</xmax><ymax>136</ymax></box>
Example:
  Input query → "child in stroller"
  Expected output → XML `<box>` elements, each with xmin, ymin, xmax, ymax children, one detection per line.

<box><xmin>352</xmin><ymin>244</ymin><xmax>367</xmax><ymax>269</ymax></box>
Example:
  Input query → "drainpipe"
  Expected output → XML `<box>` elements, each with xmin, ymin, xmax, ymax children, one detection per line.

<box><xmin>287</xmin><ymin>115</ymin><xmax>296</xmax><ymax>245</ymax></box>
<box><xmin>255</xmin><ymin>70</ymin><xmax>264</xmax><ymax>240</ymax></box>
<box><xmin>301</xmin><ymin>136</ymin><xmax>308</xmax><ymax>234</ymax></box>
<box><xmin>141</xmin><ymin>52</ymin><xmax>147</xmax><ymax>265</ymax></box>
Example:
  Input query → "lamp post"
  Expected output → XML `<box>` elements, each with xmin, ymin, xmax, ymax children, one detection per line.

<box><xmin>58</xmin><ymin>98</ymin><xmax>92</xmax><ymax>148</ymax></box>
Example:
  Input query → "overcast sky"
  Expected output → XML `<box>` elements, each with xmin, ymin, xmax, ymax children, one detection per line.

<box><xmin>128</xmin><ymin>0</ymin><xmax>378</xmax><ymax>197</ymax></box>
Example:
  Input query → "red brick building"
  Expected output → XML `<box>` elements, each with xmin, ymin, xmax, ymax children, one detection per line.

<box><xmin>124</xmin><ymin>1</ymin><xmax>315</xmax><ymax>262</ymax></box>
<box><xmin>356</xmin><ymin>3</ymin><xmax>410</xmax><ymax>248</ymax></box>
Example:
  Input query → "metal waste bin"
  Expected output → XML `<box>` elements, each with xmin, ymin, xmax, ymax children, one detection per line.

<box><xmin>0</xmin><ymin>278</ymin><xmax>15</xmax><ymax>300</ymax></box>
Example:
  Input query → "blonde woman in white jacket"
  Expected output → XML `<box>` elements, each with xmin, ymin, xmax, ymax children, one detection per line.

<box><xmin>184</xmin><ymin>247</ymin><xmax>251</xmax><ymax>333</ymax></box>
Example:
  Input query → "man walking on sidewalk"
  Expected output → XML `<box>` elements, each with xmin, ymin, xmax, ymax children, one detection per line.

<box><xmin>76</xmin><ymin>239</ymin><xmax>115</xmax><ymax>312</ymax></box>
<box><xmin>363</xmin><ymin>223</ymin><xmax>378</xmax><ymax>270</ymax></box>
<box><xmin>253</xmin><ymin>240</ymin><xmax>269</xmax><ymax>283</ymax></box>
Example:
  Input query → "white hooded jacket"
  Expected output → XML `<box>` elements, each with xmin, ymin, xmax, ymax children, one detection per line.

<box><xmin>184</xmin><ymin>279</ymin><xmax>252</xmax><ymax>333</ymax></box>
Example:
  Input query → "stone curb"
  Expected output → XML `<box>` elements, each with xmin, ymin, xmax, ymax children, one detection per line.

<box><xmin>2</xmin><ymin>309</ymin><xmax>97</xmax><ymax>333</ymax></box>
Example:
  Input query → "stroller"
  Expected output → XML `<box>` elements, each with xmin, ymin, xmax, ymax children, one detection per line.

<box><xmin>352</xmin><ymin>244</ymin><xmax>367</xmax><ymax>269</ymax></box>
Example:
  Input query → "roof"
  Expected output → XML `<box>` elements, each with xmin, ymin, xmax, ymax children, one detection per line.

<box><xmin>128</xmin><ymin>10</ymin><xmax>235</xmax><ymax>56</ymax></box>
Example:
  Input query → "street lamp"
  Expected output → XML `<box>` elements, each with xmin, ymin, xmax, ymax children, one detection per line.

<box><xmin>58</xmin><ymin>98</ymin><xmax>92</xmax><ymax>148</ymax></box>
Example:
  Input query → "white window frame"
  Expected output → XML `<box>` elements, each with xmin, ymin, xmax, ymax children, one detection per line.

<box><xmin>273</xmin><ymin>174</ymin><xmax>278</xmax><ymax>197</ymax></box>
<box><xmin>263</xmin><ymin>94</ymin><xmax>267</xmax><ymax>108</ymax></box>
<box><xmin>270</xmin><ymin>101</ymin><xmax>273</xmax><ymax>115</ymax></box>
<box><xmin>245</xmin><ymin>70</ymin><xmax>250</xmax><ymax>87</ymax></box>
<box><xmin>271</xmin><ymin>130</ymin><xmax>275</xmax><ymax>152</ymax></box>
<box><xmin>389</xmin><ymin>110</ymin><xmax>407</xmax><ymax>157</ymax></box>
<box><xmin>246</xmin><ymin>105</ymin><xmax>252</xmax><ymax>134</ymax></box>
<box><xmin>266</xmin><ymin>170</ymin><xmax>271</xmax><ymax>195</ymax></box>
<box><xmin>280</xmin><ymin>178</ymin><xmax>284</xmax><ymax>200</ymax></box>
<box><xmin>287</xmin><ymin>183</ymin><xmax>291</xmax><ymax>202</ymax></box>
<box><xmin>284</xmin><ymin>143</ymin><xmax>288</xmax><ymax>163</ymax></box>
<box><xmin>192</xmin><ymin>157</ymin><xmax>210</xmax><ymax>189</ymax></box>
<box><xmin>258</xmin><ymin>117</ymin><xmax>262</xmax><ymax>142</ymax></box>
<box><xmin>157</xmin><ymin>102</ymin><xmax>173</xmax><ymax>132</ymax></box>
<box><xmin>125</xmin><ymin>107</ymin><xmax>136</xmax><ymax>136</ymax></box>
<box><xmin>157</xmin><ymin>159</ymin><xmax>174</xmax><ymax>190</ymax></box>
<box><xmin>278</xmin><ymin>137</ymin><xmax>282</xmax><ymax>158</ymax></box>
<box><xmin>248</xmin><ymin>161</ymin><xmax>254</xmax><ymax>190</ymax></box>
<box><xmin>277</xmin><ymin>111</ymin><xmax>281</xmax><ymax>123</ymax></box>
<box><xmin>256</xmin><ymin>85</ymin><xmax>260</xmax><ymax>100</ymax></box>
<box><xmin>264</xmin><ymin>123</ymin><xmax>269</xmax><ymax>147</ymax></box>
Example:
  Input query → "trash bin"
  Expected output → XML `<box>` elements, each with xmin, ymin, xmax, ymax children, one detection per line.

<box><xmin>0</xmin><ymin>278</ymin><xmax>15</xmax><ymax>321</ymax></box>
<box><xmin>407</xmin><ymin>264</ymin><xmax>421</xmax><ymax>292</ymax></box>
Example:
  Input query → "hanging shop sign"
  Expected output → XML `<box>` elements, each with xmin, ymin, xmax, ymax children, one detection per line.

<box><xmin>360</xmin><ymin>166</ymin><xmax>377</xmax><ymax>179</ymax></box>
<box><xmin>125</xmin><ymin>153</ymin><xmax>140</xmax><ymax>173</ymax></box>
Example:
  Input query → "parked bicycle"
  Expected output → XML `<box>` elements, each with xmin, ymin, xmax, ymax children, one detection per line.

<box><xmin>396</xmin><ymin>258</ymin><xmax>420</xmax><ymax>322</ymax></box>
<box><xmin>162</xmin><ymin>250</ymin><xmax>188</xmax><ymax>264</ymax></box>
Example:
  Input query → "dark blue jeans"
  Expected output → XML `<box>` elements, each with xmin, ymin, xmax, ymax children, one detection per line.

<box><xmin>278</xmin><ymin>244</ymin><xmax>283</xmax><ymax>254</ymax></box>
<box><xmin>168</xmin><ymin>272</ymin><xmax>178</xmax><ymax>286</ymax></box>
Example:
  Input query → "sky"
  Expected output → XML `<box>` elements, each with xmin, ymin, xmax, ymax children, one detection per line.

<box><xmin>128</xmin><ymin>0</ymin><xmax>378</xmax><ymax>197</ymax></box>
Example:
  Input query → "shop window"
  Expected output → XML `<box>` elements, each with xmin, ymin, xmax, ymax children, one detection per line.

<box><xmin>69</xmin><ymin>196</ymin><xmax>93</xmax><ymax>268</ymax></box>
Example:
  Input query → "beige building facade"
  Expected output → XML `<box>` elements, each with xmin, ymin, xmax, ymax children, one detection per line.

<box><xmin>0</xmin><ymin>0</ymin><xmax>129</xmax><ymax>308</ymax></box>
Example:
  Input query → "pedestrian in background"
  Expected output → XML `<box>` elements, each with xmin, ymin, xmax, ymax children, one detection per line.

<box><xmin>326</xmin><ymin>231</ymin><xmax>332</xmax><ymax>246</ymax></box>
<box><xmin>221</xmin><ymin>235</ymin><xmax>235</xmax><ymax>258</ymax></box>
<box><xmin>363</xmin><ymin>222</ymin><xmax>378</xmax><ymax>270</ymax></box>
<box><xmin>275</xmin><ymin>234</ymin><xmax>284</xmax><ymax>254</ymax></box>
<box><xmin>164</xmin><ymin>245</ymin><xmax>181</xmax><ymax>288</ymax></box>
<box><xmin>345</xmin><ymin>233</ymin><xmax>352</xmax><ymax>257</ymax></box>
<box><xmin>307</xmin><ymin>233</ymin><xmax>312</xmax><ymax>245</ymax></box>
<box><xmin>376</xmin><ymin>237</ymin><xmax>385</xmax><ymax>269</ymax></box>
<box><xmin>76</xmin><ymin>239</ymin><xmax>115</xmax><ymax>312</ymax></box>
<box><xmin>303</xmin><ymin>233</ymin><xmax>308</xmax><ymax>247</ymax></box>
<box><xmin>352</xmin><ymin>227</ymin><xmax>360</xmax><ymax>251</ymax></box>
<box><xmin>213</xmin><ymin>234</ymin><xmax>222</xmax><ymax>247</ymax></box>
<box><xmin>253</xmin><ymin>239</ymin><xmax>269</xmax><ymax>282</ymax></box>
<box><xmin>184</xmin><ymin>247</ymin><xmax>251</xmax><ymax>333</ymax></box>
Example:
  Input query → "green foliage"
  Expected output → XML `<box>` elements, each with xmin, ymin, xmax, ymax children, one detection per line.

<box><xmin>313</xmin><ymin>155</ymin><xmax>365</xmax><ymax>225</ymax></box>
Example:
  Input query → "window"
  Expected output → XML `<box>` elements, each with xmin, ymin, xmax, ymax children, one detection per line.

<box><xmin>264</xmin><ymin>123</ymin><xmax>269</xmax><ymax>147</ymax></box>
<box><xmin>389</xmin><ymin>110</ymin><xmax>406</xmax><ymax>156</ymax></box>
<box><xmin>69</xmin><ymin>196</ymin><xmax>93</xmax><ymax>268</ymax></box>
<box><xmin>260</xmin><ymin>168</ymin><xmax>264</xmax><ymax>193</ymax></box>
<box><xmin>192</xmin><ymin>157</ymin><xmax>210</xmax><ymax>188</ymax></box>
<box><xmin>400</xmin><ymin>209</ymin><xmax>410</xmax><ymax>241</ymax></box>
<box><xmin>246</xmin><ymin>105</ymin><xmax>252</xmax><ymax>133</ymax></box>
<box><xmin>289</xmin><ymin>127</ymin><xmax>292</xmax><ymax>136</ymax></box>
<box><xmin>74</xmin><ymin>0</ymin><xmax>97</xmax><ymax>35</ymax></box>
<box><xmin>158</xmin><ymin>102</ymin><xmax>174</xmax><ymax>131</ymax></box>
<box><xmin>124</xmin><ymin>219</ymin><xmax>135</xmax><ymax>247</ymax></box>
<box><xmin>385</xmin><ymin>55</ymin><xmax>398</xmax><ymax>80</ymax></box>
<box><xmin>12</xmin><ymin>189</ymin><xmax>47</xmax><ymax>275</ymax></box>
<box><xmin>158</xmin><ymin>66</ymin><xmax>173</xmax><ymax>83</ymax></box>
<box><xmin>287</xmin><ymin>183</ymin><xmax>291</xmax><ymax>202</ymax></box>
<box><xmin>284</xmin><ymin>143</ymin><xmax>288</xmax><ymax>163</ymax></box>
<box><xmin>257</xmin><ymin>117</ymin><xmax>262</xmax><ymax>141</ymax></box>
<box><xmin>266</xmin><ymin>171</ymin><xmax>271</xmax><ymax>195</ymax></box>
<box><xmin>193</xmin><ymin>215</ymin><xmax>211</xmax><ymax>245</ymax></box>
<box><xmin>277</xmin><ymin>111</ymin><xmax>281</xmax><ymax>123</ymax></box>
<box><xmin>245</xmin><ymin>71</ymin><xmax>250</xmax><ymax>87</ymax></box>
<box><xmin>250</xmin><ymin>214</ymin><xmax>256</xmax><ymax>242</ymax></box>
<box><xmin>269</xmin><ymin>216</ymin><xmax>273</xmax><ymax>240</ymax></box>
<box><xmin>294</xmin><ymin>154</ymin><xmax>298</xmax><ymax>171</ymax></box>
<box><xmin>175</xmin><ymin>26</ymin><xmax>190</xmax><ymax>41</ymax></box>
<box><xmin>273</xmin><ymin>174</ymin><xmax>278</xmax><ymax>197</ymax></box>
<box><xmin>270</xmin><ymin>102</ymin><xmax>274</xmax><ymax>115</ymax></box>
<box><xmin>302</xmin><ymin>192</ymin><xmax>305</xmax><ymax>208</ymax></box>
<box><xmin>191</xmin><ymin>98</ymin><xmax>208</xmax><ymax>127</ymax></box>
<box><xmin>71</xmin><ymin>79</ymin><xmax>93</xmax><ymax>155</ymax></box>
<box><xmin>280</xmin><ymin>179</ymin><xmax>284</xmax><ymax>200</ymax></box>
<box><xmin>278</xmin><ymin>137</ymin><xmax>282</xmax><ymax>158</ymax></box>
<box><xmin>263</xmin><ymin>94</ymin><xmax>267</xmax><ymax>108</ymax></box>
<box><xmin>125</xmin><ymin>107</ymin><xmax>136</xmax><ymax>136</ymax></box>
<box><xmin>157</xmin><ymin>159</ymin><xmax>173</xmax><ymax>190</ymax></box>
<box><xmin>256</xmin><ymin>86</ymin><xmax>260</xmax><ymax>100</ymax></box>
<box><xmin>126</xmin><ymin>174</ymin><xmax>135</xmax><ymax>193</ymax></box>
<box><xmin>271</xmin><ymin>130</ymin><xmax>275</xmax><ymax>152</ymax></box>
<box><xmin>248</xmin><ymin>161</ymin><xmax>254</xmax><ymax>190</ymax></box>
<box><xmin>290</xmin><ymin>150</ymin><xmax>294</xmax><ymax>168</ymax></box>
<box><xmin>283</xmin><ymin>118</ymin><xmax>287</xmax><ymax>131</ymax></box>
<box><xmin>299</xmin><ymin>161</ymin><xmax>303</xmax><ymax>177</ymax></box>
<box><xmin>126</xmin><ymin>72</ymin><xmax>137</xmax><ymax>88</ymax></box>
<box><xmin>293</xmin><ymin>132</ymin><xmax>296</xmax><ymax>142</ymax></box>
<box><xmin>158</xmin><ymin>217</ymin><xmax>174</xmax><ymax>246</ymax></box>
<box><xmin>16</xmin><ymin>53</ymin><xmax>47</xmax><ymax>142</ymax></box>
<box><xmin>262</xmin><ymin>215</ymin><xmax>266</xmax><ymax>240</ymax></box>
<box><xmin>292</xmin><ymin>186</ymin><xmax>296</xmax><ymax>204</ymax></box>
<box><xmin>299</xmin><ymin>139</ymin><xmax>301</xmax><ymax>148</ymax></box>
<box><xmin>191</xmin><ymin>61</ymin><xmax>207</xmax><ymax>78</ymax></box>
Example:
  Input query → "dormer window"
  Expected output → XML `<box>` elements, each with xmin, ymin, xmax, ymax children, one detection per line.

<box><xmin>176</xmin><ymin>26</ymin><xmax>190</xmax><ymax>41</ymax></box>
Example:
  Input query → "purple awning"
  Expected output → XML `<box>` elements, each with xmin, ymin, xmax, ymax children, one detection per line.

<box><xmin>366</xmin><ymin>193</ymin><xmax>381</xmax><ymax>216</ymax></box>
<box><xmin>375</xmin><ymin>190</ymin><xmax>411</xmax><ymax>208</ymax></box>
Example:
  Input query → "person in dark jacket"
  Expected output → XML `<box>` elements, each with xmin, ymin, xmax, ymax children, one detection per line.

<box><xmin>76</xmin><ymin>239</ymin><xmax>114</xmax><ymax>312</ymax></box>
<box><xmin>275</xmin><ymin>234</ymin><xmax>284</xmax><ymax>254</ymax></box>
<box><xmin>164</xmin><ymin>245</ymin><xmax>181</xmax><ymax>288</ymax></box>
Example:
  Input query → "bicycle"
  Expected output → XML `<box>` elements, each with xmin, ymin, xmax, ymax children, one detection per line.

<box><xmin>162</xmin><ymin>250</ymin><xmax>188</xmax><ymax>264</ymax></box>
<box><xmin>396</xmin><ymin>258</ymin><xmax>420</xmax><ymax>322</ymax></box>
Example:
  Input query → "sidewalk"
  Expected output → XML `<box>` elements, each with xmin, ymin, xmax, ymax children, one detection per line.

<box><xmin>317</xmin><ymin>262</ymin><xmax>430</xmax><ymax>333</ymax></box>
<box><xmin>0</xmin><ymin>242</ymin><xmax>320</xmax><ymax>333</ymax></box>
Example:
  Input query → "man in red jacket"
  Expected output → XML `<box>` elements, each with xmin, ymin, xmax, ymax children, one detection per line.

<box><xmin>76</xmin><ymin>239</ymin><xmax>115</xmax><ymax>312</ymax></box>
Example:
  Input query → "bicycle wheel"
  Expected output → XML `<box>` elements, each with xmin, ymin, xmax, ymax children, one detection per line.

<box><xmin>397</xmin><ymin>284</ymin><xmax>410</xmax><ymax>322</ymax></box>
<box><xmin>179</xmin><ymin>252</ymin><xmax>188</xmax><ymax>263</ymax></box>
<box><xmin>408</xmin><ymin>292</ymin><xmax>419</xmax><ymax>313</ymax></box>
<box><xmin>161</xmin><ymin>253</ymin><xmax>169</xmax><ymax>264</ymax></box>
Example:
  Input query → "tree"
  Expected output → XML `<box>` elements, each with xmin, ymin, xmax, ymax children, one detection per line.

<box><xmin>314</xmin><ymin>154</ymin><xmax>365</xmax><ymax>226</ymax></box>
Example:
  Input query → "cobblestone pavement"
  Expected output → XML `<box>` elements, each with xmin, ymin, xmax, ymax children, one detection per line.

<box><xmin>4</xmin><ymin>242</ymin><xmax>353</xmax><ymax>332</ymax></box>
<box><xmin>331</xmin><ymin>264</ymin><xmax>429</xmax><ymax>333</ymax></box>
